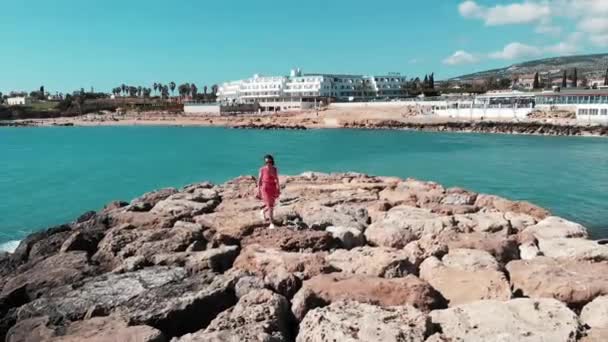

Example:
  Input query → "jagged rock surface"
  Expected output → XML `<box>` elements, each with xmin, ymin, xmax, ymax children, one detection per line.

<box><xmin>0</xmin><ymin>172</ymin><xmax>601</xmax><ymax>341</ymax></box>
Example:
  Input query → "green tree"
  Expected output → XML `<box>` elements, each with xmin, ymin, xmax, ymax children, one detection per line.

<box><xmin>137</xmin><ymin>86</ymin><xmax>143</xmax><ymax>98</ymax></box>
<box><xmin>429</xmin><ymin>73</ymin><xmax>435</xmax><ymax>89</ymax></box>
<box><xmin>572</xmin><ymin>68</ymin><xmax>578</xmax><ymax>88</ymax></box>
<box><xmin>604</xmin><ymin>68</ymin><xmax>608</xmax><ymax>86</ymax></box>
<box><xmin>121</xmin><ymin>84</ymin><xmax>127</xmax><ymax>96</ymax></box>
<box><xmin>161</xmin><ymin>85</ymin><xmax>169</xmax><ymax>99</ymax></box>
<box><xmin>562</xmin><ymin>70</ymin><xmax>567</xmax><ymax>88</ymax></box>
<box><xmin>533</xmin><ymin>72</ymin><xmax>540</xmax><ymax>89</ymax></box>
<box><xmin>169</xmin><ymin>82</ymin><xmax>176</xmax><ymax>96</ymax></box>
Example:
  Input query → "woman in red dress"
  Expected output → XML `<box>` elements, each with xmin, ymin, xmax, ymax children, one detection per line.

<box><xmin>258</xmin><ymin>155</ymin><xmax>280</xmax><ymax>229</ymax></box>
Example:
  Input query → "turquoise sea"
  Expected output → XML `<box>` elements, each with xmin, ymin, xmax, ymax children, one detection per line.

<box><xmin>1</xmin><ymin>126</ymin><xmax>607</xmax><ymax>249</ymax></box>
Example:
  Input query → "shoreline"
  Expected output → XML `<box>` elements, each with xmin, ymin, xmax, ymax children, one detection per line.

<box><xmin>2</xmin><ymin>112</ymin><xmax>608</xmax><ymax>137</ymax></box>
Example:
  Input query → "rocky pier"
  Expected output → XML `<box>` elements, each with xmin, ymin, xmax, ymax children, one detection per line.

<box><xmin>342</xmin><ymin>120</ymin><xmax>608</xmax><ymax>137</ymax></box>
<box><xmin>1</xmin><ymin>173</ymin><xmax>607</xmax><ymax>341</ymax></box>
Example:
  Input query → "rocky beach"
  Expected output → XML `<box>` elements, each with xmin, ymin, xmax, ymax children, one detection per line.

<box><xmin>5</xmin><ymin>105</ymin><xmax>608</xmax><ymax>137</ymax></box>
<box><xmin>1</xmin><ymin>172</ymin><xmax>607</xmax><ymax>341</ymax></box>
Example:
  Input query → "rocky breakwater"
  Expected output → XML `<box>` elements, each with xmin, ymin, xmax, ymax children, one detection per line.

<box><xmin>1</xmin><ymin>173</ymin><xmax>607</xmax><ymax>341</ymax></box>
<box><xmin>343</xmin><ymin>120</ymin><xmax>608</xmax><ymax>137</ymax></box>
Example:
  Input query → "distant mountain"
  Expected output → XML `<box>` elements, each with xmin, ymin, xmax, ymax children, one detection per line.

<box><xmin>451</xmin><ymin>53</ymin><xmax>608</xmax><ymax>81</ymax></box>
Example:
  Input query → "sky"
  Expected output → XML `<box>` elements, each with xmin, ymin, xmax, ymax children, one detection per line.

<box><xmin>1</xmin><ymin>0</ymin><xmax>607</xmax><ymax>94</ymax></box>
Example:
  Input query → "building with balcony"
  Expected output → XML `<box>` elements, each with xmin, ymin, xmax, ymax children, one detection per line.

<box><xmin>216</xmin><ymin>69</ymin><xmax>409</xmax><ymax>109</ymax></box>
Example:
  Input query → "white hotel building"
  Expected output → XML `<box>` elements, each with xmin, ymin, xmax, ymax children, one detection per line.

<box><xmin>217</xmin><ymin>69</ymin><xmax>408</xmax><ymax>110</ymax></box>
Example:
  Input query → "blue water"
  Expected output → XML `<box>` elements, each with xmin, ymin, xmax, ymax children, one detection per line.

<box><xmin>1</xmin><ymin>126</ymin><xmax>607</xmax><ymax>245</ymax></box>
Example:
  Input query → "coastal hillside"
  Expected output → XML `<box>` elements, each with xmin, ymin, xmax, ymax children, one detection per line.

<box><xmin>1</xmin><ymin>173</ymin><xmax>607</xmax><ymax>341</ymax></box>
<box><xmin>452</xmin><ymin>53</ymin><xmax>608</xmax><ymax>81</ymax></box>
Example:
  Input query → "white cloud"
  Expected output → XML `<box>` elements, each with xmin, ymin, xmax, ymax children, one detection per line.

<box><xmin>458</xmin><ymin>1</ymin><xmax>551</xmax><ymax>26</ymax></box>
<box><xmin>443</xmin><ymin>50</ymin><xmax>479</xmax><ymax>65</ymax></box>
<box><xmin>590</xmin><ymin>34</ymin><xmax>608</xmax><ymax>47</ymax></box>
<box><xmin>408</xmin><ymin>58</ymin><xmax>419</xmax><ymax>64</ymax></box>
<box><xmin>489</xmin><ymin>42</ymin><xmax>542</xmax><ymax>60</ymax></box>
<box><xmin>535</xmin><ymin>23</ymin><xmax>561</xmax><ymax>36</ymax></box>
<box><xmin>578</xmin><ymin>17</ymin><xmax>608</xmax><ymax>34</ymax></box>
<box><xmin>545</xmin><ymin>32</ymin><xmax>582</xmax><ymax>54</ymax></box>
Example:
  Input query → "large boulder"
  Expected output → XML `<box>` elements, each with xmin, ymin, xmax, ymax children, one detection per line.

<box><xmin>474</xmin><ymin>194</ymin><xmax>550</xmax><ymax>220</ymax></box>
<box><xmin>507</xmin><ymin>257</ymin><xmax>608</xmax><ymax>307</ymax></box>
<box><xmin>430</xmin><ymin>298</ymin><xmax>579</xmax><ymax>342</ymax></box>
<box><xmin>325</xmin><ymin>226</ymin><xmax>366</xmax><ymax>249</ymax></box>
<box><xmin>580</xmin><ymin>296</ymin><xmax>608</xmax><ymax>342</ymax></box>
<box><xmin>1</xmin><ymin>251</ymin><xmax>95</xmax><ymax>301</ymax></box>
<box><xmin>16</xmin><ymin>267</ymin><xmax>236</xmax><ymax>338</ymax></box>
<box><xmin>128</xmin><ymin>188</ymin><xmax>178</xmax><ymax>212</ymax></box>
<box><xmin>453</xmin><ymin>212</ymin><xmax>513</xmax><ymax>235</ymax></box>
<box><xmin>537</xmin><ymin>238</ymin><xmax>608</xmax><ymax>261</ymax></box>
<box><xmin>365</xmin><ymin>206</ymin><xmax>454</xmax><ymax>248</ymax></box>
<box><xmin>296</xmin><ymin>203</ymin><xmax>368</xmax><ymax>231</ymax></box>
<box><xmin>522</xmin><ymin>216</ymin><xmax>588</xmax><ymax>239</ymax></box>
<box><xmin>233</xmin><ymin>245</ymin><xmax>336</xmax><ymax>298</ymax></box>
<box><xmin>441</xmin><ymin>231</ymin><xmax>519</xmax><ymax>264</ymax></box>
<box><xmin>92</xmin><ymin>221</ymin><xmax>205</xmax><ymax>270</ymax></box>
<box><xmin>291</xmin><ymin>274</ymin><xmax>446</xmax><ymax>321</ymax></box>
<box><xmin>325</xmin><ymin>247</ymin><xmax>417</xmax><ymax>278</ymax></box>
<box><xmin>419</xmin><ymin>249</ymin><xmax>511</xmax><ymax>306</ymax></box>
<box><xmin>152</xmin><ymin>245</ymin><xmax>240</xmax><ymax>274</ymax></box>
<box><xmin>7</xmin><ymin>316</ymin><xmax>166</xmax><ymax>342</ymax></box>
<box><xmin>296</xmin><ymin>301</ymin><xmax>430</xmax><ymax>342</ymax></box>
<box><xmin>11</xmin><ymin>225</ymin><xmax>72</xmax><ymax>263</ymax></box>
<box><xmin>175</xmin><ymin>290</ymin><xmax>292</xmax><ymax>342</ymax></box>
<box><xmin>241</xmin><ymin>228</ymin><xmax>338</xmax><ymax>252</ymax></box>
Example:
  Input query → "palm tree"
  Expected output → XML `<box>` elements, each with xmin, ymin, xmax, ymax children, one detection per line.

<box><xmin>169</xmin><ymin>82</ymin><xmax>176</xmax><ymax>97</ymax></box>
<box><xmin>137</xmin><ymin>86</ymin><xmax>143</xmax><ymax>98</ymax></box>
<box><xmin>153</xmin><ymin>83</ymin><xmax>158</xmax><ymax>95</ymax></box>
<box><xmin>121</xmin><ymin>84</ymin><xmax>127</xmax><ymax>96</ymax></box>
<box><xmin>178</xmin><ymin>83</ymin><xmax>191</xmax><ymax>99</ymax></box>
<box><xmin>190</xmin><ymin>83</ymin><xmax>198</xmax><ymax>99</ymax></box>
<box><xmin>162</xmin><ymin>85</ymin><xmax>169</xmax><ymax>99</ymax></box>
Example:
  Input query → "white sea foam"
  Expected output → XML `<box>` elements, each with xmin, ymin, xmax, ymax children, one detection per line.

<box><xmin>0</xmin><ymin>240</ymin><xmax>21</xmax><ymax>253</ymax></box>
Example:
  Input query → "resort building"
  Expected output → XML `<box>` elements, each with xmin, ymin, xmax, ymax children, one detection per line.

<box><xmin>6</xmin><ymin>96</ymin><xmax>31</xmax><ymax>106</ymax></box>
<box><xmin>436</xmin><ymin>89</ymin><xmax>608</xmax><ymax>123</ymax></box>
<box><xmin>216</xmin><ymin>69</ymin><xmax>408</xmax><ymax>110</ymax></box>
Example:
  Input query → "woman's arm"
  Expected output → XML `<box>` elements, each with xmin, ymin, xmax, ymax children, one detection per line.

<box><xmin>275</xmin><ymin>168</ymin><xmax>280</xmax><ymax>194</ymax></box>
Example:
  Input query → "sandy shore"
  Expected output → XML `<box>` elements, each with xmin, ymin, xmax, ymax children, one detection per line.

<box><xmin>4</xmin><ymin>106</ymin><xmax>605</xmax><ymax>136</ymax></box>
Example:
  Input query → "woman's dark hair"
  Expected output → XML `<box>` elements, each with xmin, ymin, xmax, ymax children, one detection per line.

<box><xmin>264</xmin><ymin>154</ymin><xmax>275</xmax><ymax>165</ymax></box>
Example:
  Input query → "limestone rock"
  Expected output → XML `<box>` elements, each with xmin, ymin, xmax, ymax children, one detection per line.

<box><xmin>419</xmin><ymin>249</ymin><xmax>511</xmax><ymax>306</ymax></box>
<box><xmin>129</xmin><ymin>188</ymin><xmax>178</xmax><ymax>212</ymax></box>
<box><xmin>233</xmin><ymin>245</ymin><xmax>336</xmax><ymax>298</ymax></box>
<box><xmin>325</xmin><ymin>246</ymin><xmax>416</xmax><ymax>278</ymax></box>
<box><xmin>442</xmin><ymin>231</ymin><xmax>520</xmax><ymax>264</ymax></box>
<box><xmin>580</xmin><ymin>296</ymin><xmax>608</xmax><ymax>341</ymax></box>
<box><xmin>365</xmin><ymin>206</ymin><xmax>453</xmax><ymax>248</ymax></box>
<box><xmin>522</xmin><ymin>216</ymin><xmax>588</xmax><ymax>239</ymax></box>
<box><xmin>175</xmin><ymin>290</ymin><xmax>291</xmax><ymax>342</ymax></box>
<box><xmin>5</xmin><ymin>316</ymin><xmax>55</xmax><ymax>342</ymax></box>
<box><xmin>241</xmin><ymin>228</ymin><xmax>338</xmax><ymax>252</ymax></box>
<box><xmin>474</xmin><ymin>194</ymin><xmax>550</xmax><ymax>219</ymax></box>
<box><xmin>507</xmin><ymin>257</ymin><xmax>608</xmax><ymax>307</ymax></box>
<box><xmin>297</xmin><ymin>203</ymin><xmax>368</xmax><ymax>231</ymax></box>
<box><xmin>151</xmin><ymin>199</ymin><xmax>217</xmax><ymax>218</ymax></box>
<box><xmin>234</xmin><ymin>276</ymin><xmax>266</xmax><ymax>299</ymax></box>
<box><xmin>14</xmin><ymin>266</ymin><xmax>235</xmax><ymax>339</ymax></box>
<box><xmin>1</xmin><ymin>251</ymin><xmax>95</xmax><ymax>301</ymax></box>
<box><xmin>92</xmin><ymin>222</ymin><xmax>205</xmax><ymax>270</ymax></box>
<box><xmin>184</xmin><ymin>245</ymin><xmax>240</xmax><ymax>274</ymax></box>
<box><xmin>296</xmin><ymin>301</ymin><xmax>430</xmax><ymax>342</ymax></box>
<box><xmin>430</xmin><ymin>298</ymin><xmax>579</xmax><ymax>342</ymax></box>
<box><xmin>537</xmin><ymin>238</ymin><xmax>608</xmax><ymax>261</ymax></box>
<box><xmin>454</xmin><ymin>211</ymin><xmax>512</xmax><ymax>235</ymax></box>
<box><xmin>325</xmin><ymin>226</ymin><xmax>365</xmax><ymax>249</ymax></box>
<box><xmin>291</xmin><ymin>274</ymin><xmax>446</xmax><ymax>321</ymax></box>
<box><xmin>53</xmin><ymin>317</ymin><xmax>165</xmax><ymax>342</ymax></box>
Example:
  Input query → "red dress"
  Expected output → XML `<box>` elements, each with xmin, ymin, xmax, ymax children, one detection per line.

<box><xmin>259</xmin><ymin>165</ymin><xmax>279</xmax><ymax>207</ymax></box>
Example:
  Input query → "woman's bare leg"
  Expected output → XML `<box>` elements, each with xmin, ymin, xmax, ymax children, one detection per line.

<box><xmin>268</xmin><ymin>205</ymin><xmax>274</xmax><ymax>225</ymax></box>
